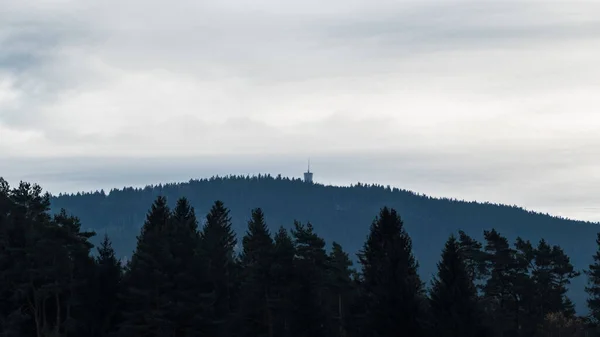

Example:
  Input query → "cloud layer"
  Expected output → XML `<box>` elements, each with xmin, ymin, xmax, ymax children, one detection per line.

<box><xmin>1</xmin><ymin>0</ymin><xmax>600</xmax><ymax>220</ymax></box>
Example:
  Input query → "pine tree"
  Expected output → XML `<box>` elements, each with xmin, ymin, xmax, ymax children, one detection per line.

<box><xmin>289</xmin><ymin>221</ymin><xmax>330</xmax><ymax>337</ymax></box>
<box><xmin>326</xmin><ymin>242</ymin><xmax>355</xmax><ymax>337</ymax></box>
<box><xmin>0</xmin><ymin>181</ymin><xmax>96</xmax><ymax>337</ymax></box>
<box><xmin>547</xmin><ymin>244</ymin><xmax>579</xmax><ymax>316</ymax></box>
<box><xmin>586</xmin><ymin>233</ymin><xmax>600</xmax><ymax>324</ymax></box>
<box><xmin>531</xmin><ymin>239</ymin><xmax>579</xmax><ymax>319</ymax></box>
<box><xmin>0</xmin><ymin>181</ymin><xmax>55</xmax><ymax>337</ymax></box>
<box><xmin>238</xmin><ymin>208</ymin><xmax>275</xmax><ymax>337</ymax></box>
<box><xmin>482</xmin><ymin>229</ymin><xmax>532</xmax><ymax>336</ymax></box>
<box><xmin>53</xmin><ymin>210</ymin><xmax>97</xmax><ymax>337</ymax></box>
<box><xmin>457</xmin><ymin>230</ymin><xmax>487</xmax><ymax>287</ymax></box>
<box><xmin>429</xmin><ymin>235</ymin><xmax>485</xmax><ymax>337</ymax></box>
<box><xmin>358</xmin><ymin>207</ymin><xmax>426</xmax><ymax>337</ymax></box>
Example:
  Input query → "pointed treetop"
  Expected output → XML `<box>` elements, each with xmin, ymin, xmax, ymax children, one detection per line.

<box><xmin>141</xmin><ymin>196</ymin><xmax>171</xmax><ymax>236</ymax></box>
<box><xmin>246</xmin><ymin>208</ymin><xmax>270</xmax><ymax>237</ymax></box>
<box><xmin>432</xmin><ymin>235</ymin><xmax>471</xmax><ymax>290</ymax></box>
<box><xmin>172</xmin><ymin>197</ymin><xmax>198</xmax><ymax>232</ymax></box>
<box><xmin>274</xmin><ymin>226</ymin><xmax>294</xmax><ymax>250</ymax></box>
<box><xmin>429</xmin><ymin>234</ymin><xmax>483</xmax><ymax>337</ymax></box>
<box><xmin>201</xmin><ymin>200</ymin><xmax>237</xmax><ymax>254</ymax></box>
<box><xmin>205</xmin><ymin>200</ymin><xmax>231</xmax><ymax>226</ymax></box>
<box><xmin>97</xmin><ymin>233</ymin><xmax>120</xmax><ymax>268</ymax></box>
<box><xmin>241</xmin><ymin>208</ymin><xmax>273</xmax><ymax>264</ymax></box>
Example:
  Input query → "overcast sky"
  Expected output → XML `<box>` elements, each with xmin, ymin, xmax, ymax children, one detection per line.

<box><xmin>1</xmin><ymin>0</ymin><xmax>600</xmax><ymax>221</ymax></box>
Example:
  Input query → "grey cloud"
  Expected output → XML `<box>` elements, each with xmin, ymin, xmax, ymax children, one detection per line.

<box><xmin>322</xmin><ymin>17</ymin><xmax>600</xmax><ymax>50</ymax></box>
<box><xmin>1</xmin><ymin>24</ymin><xmax>64</xmax><ymax>71</ymax></box>
<box><xmin>308</xmin><ymin>2</ymin><xmax>600</xmax><ymax>53</ymax></box>
<box><xmin>1</xmin><ymin>0</ymin><xmax>597</xmax><ymax>108</ymax></box>
<box><xmin>1</xmin><ymin>0</ymin><xmax>600</xmax><ymax>223</ymax></box>
<box><xmin>0</xmin><ymin>7</ymin><xmax>102</xmax><ymax>129</ymax></box>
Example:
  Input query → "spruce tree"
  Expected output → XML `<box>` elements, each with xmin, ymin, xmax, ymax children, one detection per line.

<box><xmin>429</xmin><ymin>235</ymin><xmax>485</xmax><ymax>337</ymax></box>
<box><xmin>271</xmin><ymin>226</ymin><xmax>296</xmax><ymax>337</ymax></box>
<box><xmin>168</xmin><ymin>197</ymin><xmax>214</xmax><ymax>336</ymax></box>
<box><xmin>586</xmin><ymin>233</ymin><xmax>600</xmax><ymax>324</ymax></box>
<box><xmin>358</xmin><ymin>207</ymin><xmax>425</xmax><ymax>337</ymax></box>
<box><xmin>238</xmin><ymin>208</ymin><xmax>275</xmax><ymax>337</ymax></box>
<box><xmin>200</xmin><ymin>200</ymin><xmax>239</xmax><ymax>337</ymax></box>
<box><xmin>118</xmin><ymin>196</ymin><xmax>174</xmax><ymax>336</ymax></box>
<box><xmin>116</xmin><ymin>196</ymin><xmax>215</xmax><ymax>337</ymax></box>
<box><xmin>89</xmin><ymin>234</ymin><xmax>122</xmax><ymax>337</ymax></box>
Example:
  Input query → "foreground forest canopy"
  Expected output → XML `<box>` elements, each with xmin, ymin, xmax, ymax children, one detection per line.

<box><xmin>4</xmin><ymin>179</ymin><xmax>600</xmax><ymax>337</ymax></box>
<box><xmin>48</xmin><ymin>174</ymin><xmax>600</xmax><ymax>313</ymax></box>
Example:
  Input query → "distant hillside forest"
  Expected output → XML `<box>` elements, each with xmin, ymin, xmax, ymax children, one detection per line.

<box><xmin>48</xmin><ymin>175</ymin><xmax>600</xmax><ymax>313</ymax></box>
<box><xmin>3</xmin><ymin>178</ymin><xmax>600</xmax><ymax>337</ymax></box>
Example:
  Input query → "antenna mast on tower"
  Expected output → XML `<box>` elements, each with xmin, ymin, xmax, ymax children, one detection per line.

<box><xmin>304</xmin><ymin>158</ymin><xmax>313</xmax><ymax>184</ymax></box>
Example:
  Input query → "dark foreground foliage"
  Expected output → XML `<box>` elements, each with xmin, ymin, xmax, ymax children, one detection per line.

<box><xmin>49</xmin><ymin>175</ymin><xmax>600</xmax><ymax>313</ymax></box>
<box><xmin>2</xmin><ymin>178</ymin><xmax>600</xmax><ymax>337</ymax></box>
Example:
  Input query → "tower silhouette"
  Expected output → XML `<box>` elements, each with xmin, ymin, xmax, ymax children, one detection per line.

<box><xmin>303</xmin><ymin>159</ymin><xmax>313</xmax><ymax>183</ymax></box>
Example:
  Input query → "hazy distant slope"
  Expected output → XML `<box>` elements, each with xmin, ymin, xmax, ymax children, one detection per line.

<box><xmin>50</xmin><ymin>174</ymin><xmax>599</xmax><ymax>313</ymax></box>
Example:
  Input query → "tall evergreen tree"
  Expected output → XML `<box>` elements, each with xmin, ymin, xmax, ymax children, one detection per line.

<box><xmin>482</xmin><ymin>229</ymin><xmax>532</xmax><ymax>337</ymax></box>
<box><xmin>289</xmin><ymin>221</ymin><xmax>330</xmax><ymax>337</ymax></box>
<box><xmin>118</xmin><ymin>196</ymin><xmax>214</xmax><ymax>337</ymax></box>
<box><xmin>429</xmin><ymin>235</ymin><xmax>486</xmax><ymax>337</ymax></box>
<box><xmin>52</xmin><ymin>209</ymin><xmax>97</xmax><ymax>337</ymax></box>
<box><xmin>238</xmin><ymin>208</ymin><xmax>275</xmax><ymax>337</ymax></box>
<box><xmin>358</xmin><ymin>207</ymin><xmax>426</xmax><ymax>337</ymax></box>
<box><xmin>87</xmin><ymin>234</ymin><xmax>122</xmax><ymax>337</ymax></box>
<box><xmin>200</xmin><ymin>200</ymin><xmax>239</xmax><ymax>337</ymax></box>
<box><xmin>531</xmin><ymin>239</ymin><xmax>579</xmax><ymax>319</ymax></box>
<box><xmin>0</xmin><ymin>181</ymin><xmax>96</xmax><ymax>337</ymax></box>
<box><xmin>271</xmin><ymin>226</ymin><xmax>296</xmax><ymax>337</ymax></box>
<box><xmin>326</xmin><ymin>242</ymin><xmax>355</xmax><ymax>337</ymax></box>
<box><xmin>2</xmin><ymin>177</ymin><xmax>595</xmax><ymax>337</ymax></box>
<box><xmin>168</xmin><ymin>197</ymin><xmax>214</xmax><ymax>336</ymax></box>
<box><xmin>118</xmin><ymin>196</ymin><xmax>174</xmax><ymax>336</ymax></box>
<box><xmin>457</xmin><ymin>230</ymin><xmax>487</xmax><ymax>287</ymax></box>
<box><xmin>586</xmin><ymin>233</ymin><xmax>600</xmax><ymax>324</ymax></box>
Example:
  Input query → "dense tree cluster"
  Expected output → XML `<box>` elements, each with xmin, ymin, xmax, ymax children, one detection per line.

<box><xmin>2</xmin><ymin>178</ymin><xmax>600</xmax><ymax>337</ymax></box>
<box><xmin>48</xmin><ymin>175</ymin><xmax>600</xmax><ymax>313</ymax></box>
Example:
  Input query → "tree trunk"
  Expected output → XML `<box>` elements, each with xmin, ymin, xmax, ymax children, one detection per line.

<box><xmin>55</xmin><ymin>292</ymin><xmax>61</xmax><ymax>336</ymax></box>
<box><xmin>266</xmin><ymin>286</ymin><xmax>274</xmax><ymax>337</ymax></box>
<box><xmin>29</xmin><ymin>293</ymin><xmax>42</xmax><ymax>337</ymax></box>
<box><xmin>338</xmin><ymin>293</ymin><xmax>345</xmax><ymax>337</ymax></box>
<box><xmin>42</xmin><ymin>297</ymin><xmax>48</xmax><ymax>334</ymax></box>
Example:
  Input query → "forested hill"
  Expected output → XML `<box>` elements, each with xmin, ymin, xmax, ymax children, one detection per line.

<box><xmin>50</xmin><ymin>174</ymin><xmax>600</xmax><ymax>312</ymax></box>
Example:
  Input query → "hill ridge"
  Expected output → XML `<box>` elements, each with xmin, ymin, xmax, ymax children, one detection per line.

<box><xmin>49</xmin><ymin>174</ymin><xmax>600</xmax><ymax>313</ymax></box>
<box><xmin>51</xmin><ymin>173</ymin><xmax>598</xmax><ymax>225</ymax></box>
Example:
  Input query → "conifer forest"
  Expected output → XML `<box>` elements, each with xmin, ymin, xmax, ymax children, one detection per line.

<box><xmin>3</xmin><ymin>177</ymin><xmax>600</xmax><ymax>337</ymax></box>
